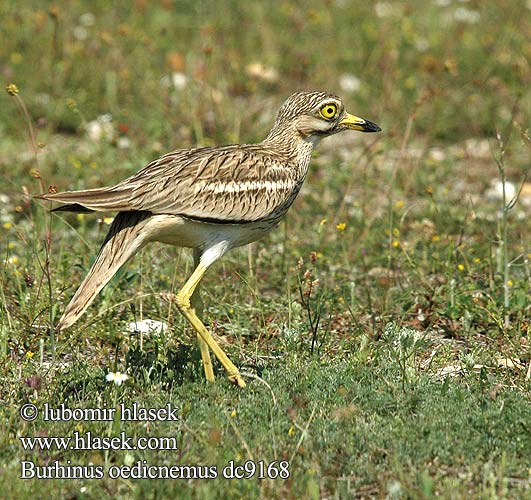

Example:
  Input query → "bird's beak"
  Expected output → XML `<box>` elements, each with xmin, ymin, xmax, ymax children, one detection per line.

<box><xmin>339</xmin><ymin>112</ymin><xmax>382</xmax><ymax>133</ymax></box>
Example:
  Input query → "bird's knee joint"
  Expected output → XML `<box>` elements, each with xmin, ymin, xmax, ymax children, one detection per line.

<box><xmin>175</xmin><ymin>293</ymin><xmax>191</xmax><ymax>311</ymax></box>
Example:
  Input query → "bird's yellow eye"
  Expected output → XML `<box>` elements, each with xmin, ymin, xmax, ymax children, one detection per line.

<box><xmin>319</xmin><ymin>103</ymin><xmax>338</xmax><ymax>120</ymax></box>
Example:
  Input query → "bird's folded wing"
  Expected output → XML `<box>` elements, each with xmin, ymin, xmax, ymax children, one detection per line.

<box><xmin>37</xmin><ymin>146</ymin><xmax>299</xmax><ymax>223</ymax></box>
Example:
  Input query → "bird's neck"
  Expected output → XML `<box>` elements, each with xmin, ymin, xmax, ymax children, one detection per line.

<box><xmin>260</xmin><ymin>125</ymin><xmax>315</xmax><ymax>184</ymax></box>
<box><xmin>262</xmin><ymin>124</ymin><xmax>318</xmax><ymax>159</ymax></box>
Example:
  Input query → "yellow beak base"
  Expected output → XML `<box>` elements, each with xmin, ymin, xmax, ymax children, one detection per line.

<box><xmin>339</xmin><ymin>112</ymin><xmax>382</xmax><ymax>133</ymax></box>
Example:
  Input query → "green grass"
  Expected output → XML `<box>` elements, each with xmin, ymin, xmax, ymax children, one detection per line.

<box><xmin>1</xmin><ymin>1</ymin><xmax>531</xmax><ymax>498</ymax></box>
<box><xmin>4</xmin><ymin>351</ymin><xmax>531</xmax><ymax>499</ymax></box>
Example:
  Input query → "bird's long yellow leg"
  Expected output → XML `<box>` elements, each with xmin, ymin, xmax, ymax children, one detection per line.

<box><xmin>176</xmin><ymin>261</ymin><xmax>246</xmax><ymax>388</ymax></box>
<box><xmin>191</xmin><ymin>249</ymin><xmax>214</xmax><ymax>382</ymax></box>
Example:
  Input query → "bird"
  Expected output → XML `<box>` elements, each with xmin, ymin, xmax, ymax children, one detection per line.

<box><xmin>36</xmin><ymin>90</ymin><xmax>381</xmax><ymax>388</ymax></box>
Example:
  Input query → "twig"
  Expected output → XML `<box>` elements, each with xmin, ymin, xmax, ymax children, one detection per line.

<box><xmin>289</xmin><ymin>403</ymin><xmax>317</xmax><ymax>463</ymax></box>
<box><xmin>240</xmin><ymin>371</ymin><xmax>277</xmax><ymax>406</ymax></box>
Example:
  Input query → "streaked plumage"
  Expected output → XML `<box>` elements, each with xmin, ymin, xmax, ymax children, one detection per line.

<box><xmin>37</xmin><ymin>90</ymin><xmax>381</xmax><ymax>387</ymax></box>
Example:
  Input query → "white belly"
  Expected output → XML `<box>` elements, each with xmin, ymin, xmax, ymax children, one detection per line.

<box><xmin>144</xmin><ymin>214</ymin><xmax>278</xmax><ymax>251</ymax></box>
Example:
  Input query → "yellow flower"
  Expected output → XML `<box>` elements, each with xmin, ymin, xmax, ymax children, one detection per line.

<box><xmin>336</xmin><ymin>222</ymin><xmax>346</xmax><ymax>231</ymax></box>
<box><xmin>69</xmin><ymin>156</ymin><xmax>82</xmax><ymax>169</ymax></box>
<box><xmin>3</xmin><ymin>222</ymin><xmax>13</xmax><ymax>230</ymax></box>
<box><xmin>10</xmin><ymin>53</ymin><xmax>23</xmax><ymax>64</ymax></box>
<box><xmin>392</xmin><ymin>228</ymin><xmax>400</xmax><ymax>237</ymax></box>
<box><xmin>507</xmin><ymin>280</ymin><xmax>514</xmax><ymax>287</ymax></box>
<box><xmin>473</xmin><ymin>257</ymin><xmax>481</xmax><ymax>264</ymax></box>
<box><xmin>288</xmin><ymin>426</ymin><xmax>296</xmax><ymax>436</ymax></box>
<box><xmin>26</xmin><ymin>351</ymin><xmax>34</xmax><ymax>359</ymax></box>
<box><xmin>6</xmin><ymin>83</ymin><xmax>19</xmax><ymax>95</ymax></box>
<box><xmin>392</xmin><ymin>239</ymin><xmax>400</xmax><ymax>248</ymax></box>
<box><xmin>431</xmin><ymin>234</ymin><xmax>441</xmax><ymax>243</ymax></box>
<box><xmin>76</xmin><ymin>213</ymin><xmax>85</xmax><ymax>222</ymax></box>
<box><xmin>404</xmin><ymin>75</ymin><xmax>416</xmax><ymax>89</ymax></box>
<box><xmin>230</xmin><ymin>410</ymin><xmax>237</xmax><ymax>418</ymax></box>
<box><xmin>394</xmin><ymin>200</ymin><xmax>405</xmax><ymax>209</ymax></box>
<box><xmin>444</xmin><ymin>58</ymin><xmax>458</xmax><ymax>76</ymax></box>
<box><xmin>103</xmin><ymin>217</ymin><xmax>114</xmax><ymax>225</ymax></box>
<box><xmin>457</xmin><ymin>264</ymin><xmax>465</xmax><ymax>271</ymax></box>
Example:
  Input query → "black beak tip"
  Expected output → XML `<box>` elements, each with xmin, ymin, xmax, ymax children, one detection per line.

<box><xmin>363</xmin><ymin>120</ymin><xmax>382</xmax><ymax>133</ymax></box>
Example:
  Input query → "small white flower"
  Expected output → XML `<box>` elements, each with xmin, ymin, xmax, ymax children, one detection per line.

<box><xmin>485</xmin><ymin>179</ymin><xmax>516</xmax><ymax>202</ymax></box>
<box><xmin>428</xmin><ymin>148</ymin><xmax>446</xmax><ymax>162</ymax></box>
<box><xmin>245</xmin><ymin>63</ymin><xmax>279</xmax><ymax>83</ymax></box>
<box><xmin>463</xmin><ymin>138</ymin><xmax>490</xmax><ymax>158</ymax></box>
<box><xmin>86</xmin><ymin>122</ymin><xmax>102</xmax><ymax>141</ymax></box>
<box><xmin>117</xmin><ymin>137</ymin><xmax>131</xmax><ymax>149</ymax></box>
<box><xmin>106</xmin><ymin>372</ymin><xmax>129</xmax><ymax>385</ymax></box>
<box><xmin>161</xmin><ymin>72</ymin><xmax>188</xmax><ymax>90</ymax></box>
<box><xmin>73</xmin><ymin>26</ymin><xmax>88</xmax><ymax>41</ymax></box>
<box><xmin>127</xmin><ymin>319</ymin><xmax>168</xmax><ymax>335</ymax></box>
<box><xmin>79</xmin><ymin>13</ymin><xmax>95</xmax><ymax>26</ymax></box>
<box><xmin>338</xmin><ymin>74</ymin><xmax>361</xmax><ymax>93</ymax></box>
<box><xmin>375</xmin><ymin>2</ymin><xmax>401</xmax><ymax>17</ymax></box>
<box><xmin>415</xmin><ymin>38</ymin><xmax>429</xmax><ymax>52</ymax></box>
<box><xmin>171</xmin><ymin>72</ymin><xmax>188</xmax><ymax>89</ymax></box>
<box><xmin>6</xmin><ymin>255</ymin><xmax>19</xmax><ymax>266</ymax></box>
<box><xmin>387</xmin><ymin>480</ymin><xmax>403</xmax><ymax>496</ymax></box>
<box><xmin>454</xmin><ymin>7</ymin><xmax>480</xmax><ymax>23</ymax></box>
<box><xmin>86</xmin><ymin>114</ymin><xmax>114</xmax><ymax>142</ymax></box>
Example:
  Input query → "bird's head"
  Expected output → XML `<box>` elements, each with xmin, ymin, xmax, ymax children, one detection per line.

<box><xmin>267</xmin><ymin>91</ymin><xmax>381</xmax><ymax>143</ymax></box>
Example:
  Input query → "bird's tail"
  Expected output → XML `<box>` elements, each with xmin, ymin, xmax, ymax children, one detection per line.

<box><xmin>57</xmin><ymin>211</ymin><xmax>152</xmax><ymax>331</ymax></box>
<box><xmin>36</xmin><ymin>185</ymin><xmax>133</xmax><ymax>213</ymax></box>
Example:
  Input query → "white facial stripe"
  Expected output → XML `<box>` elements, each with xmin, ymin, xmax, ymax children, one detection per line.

<box><xmin>315</xmin><ymin>99</ymin><xmax>341</xmax><ymax>114</ymax></box>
